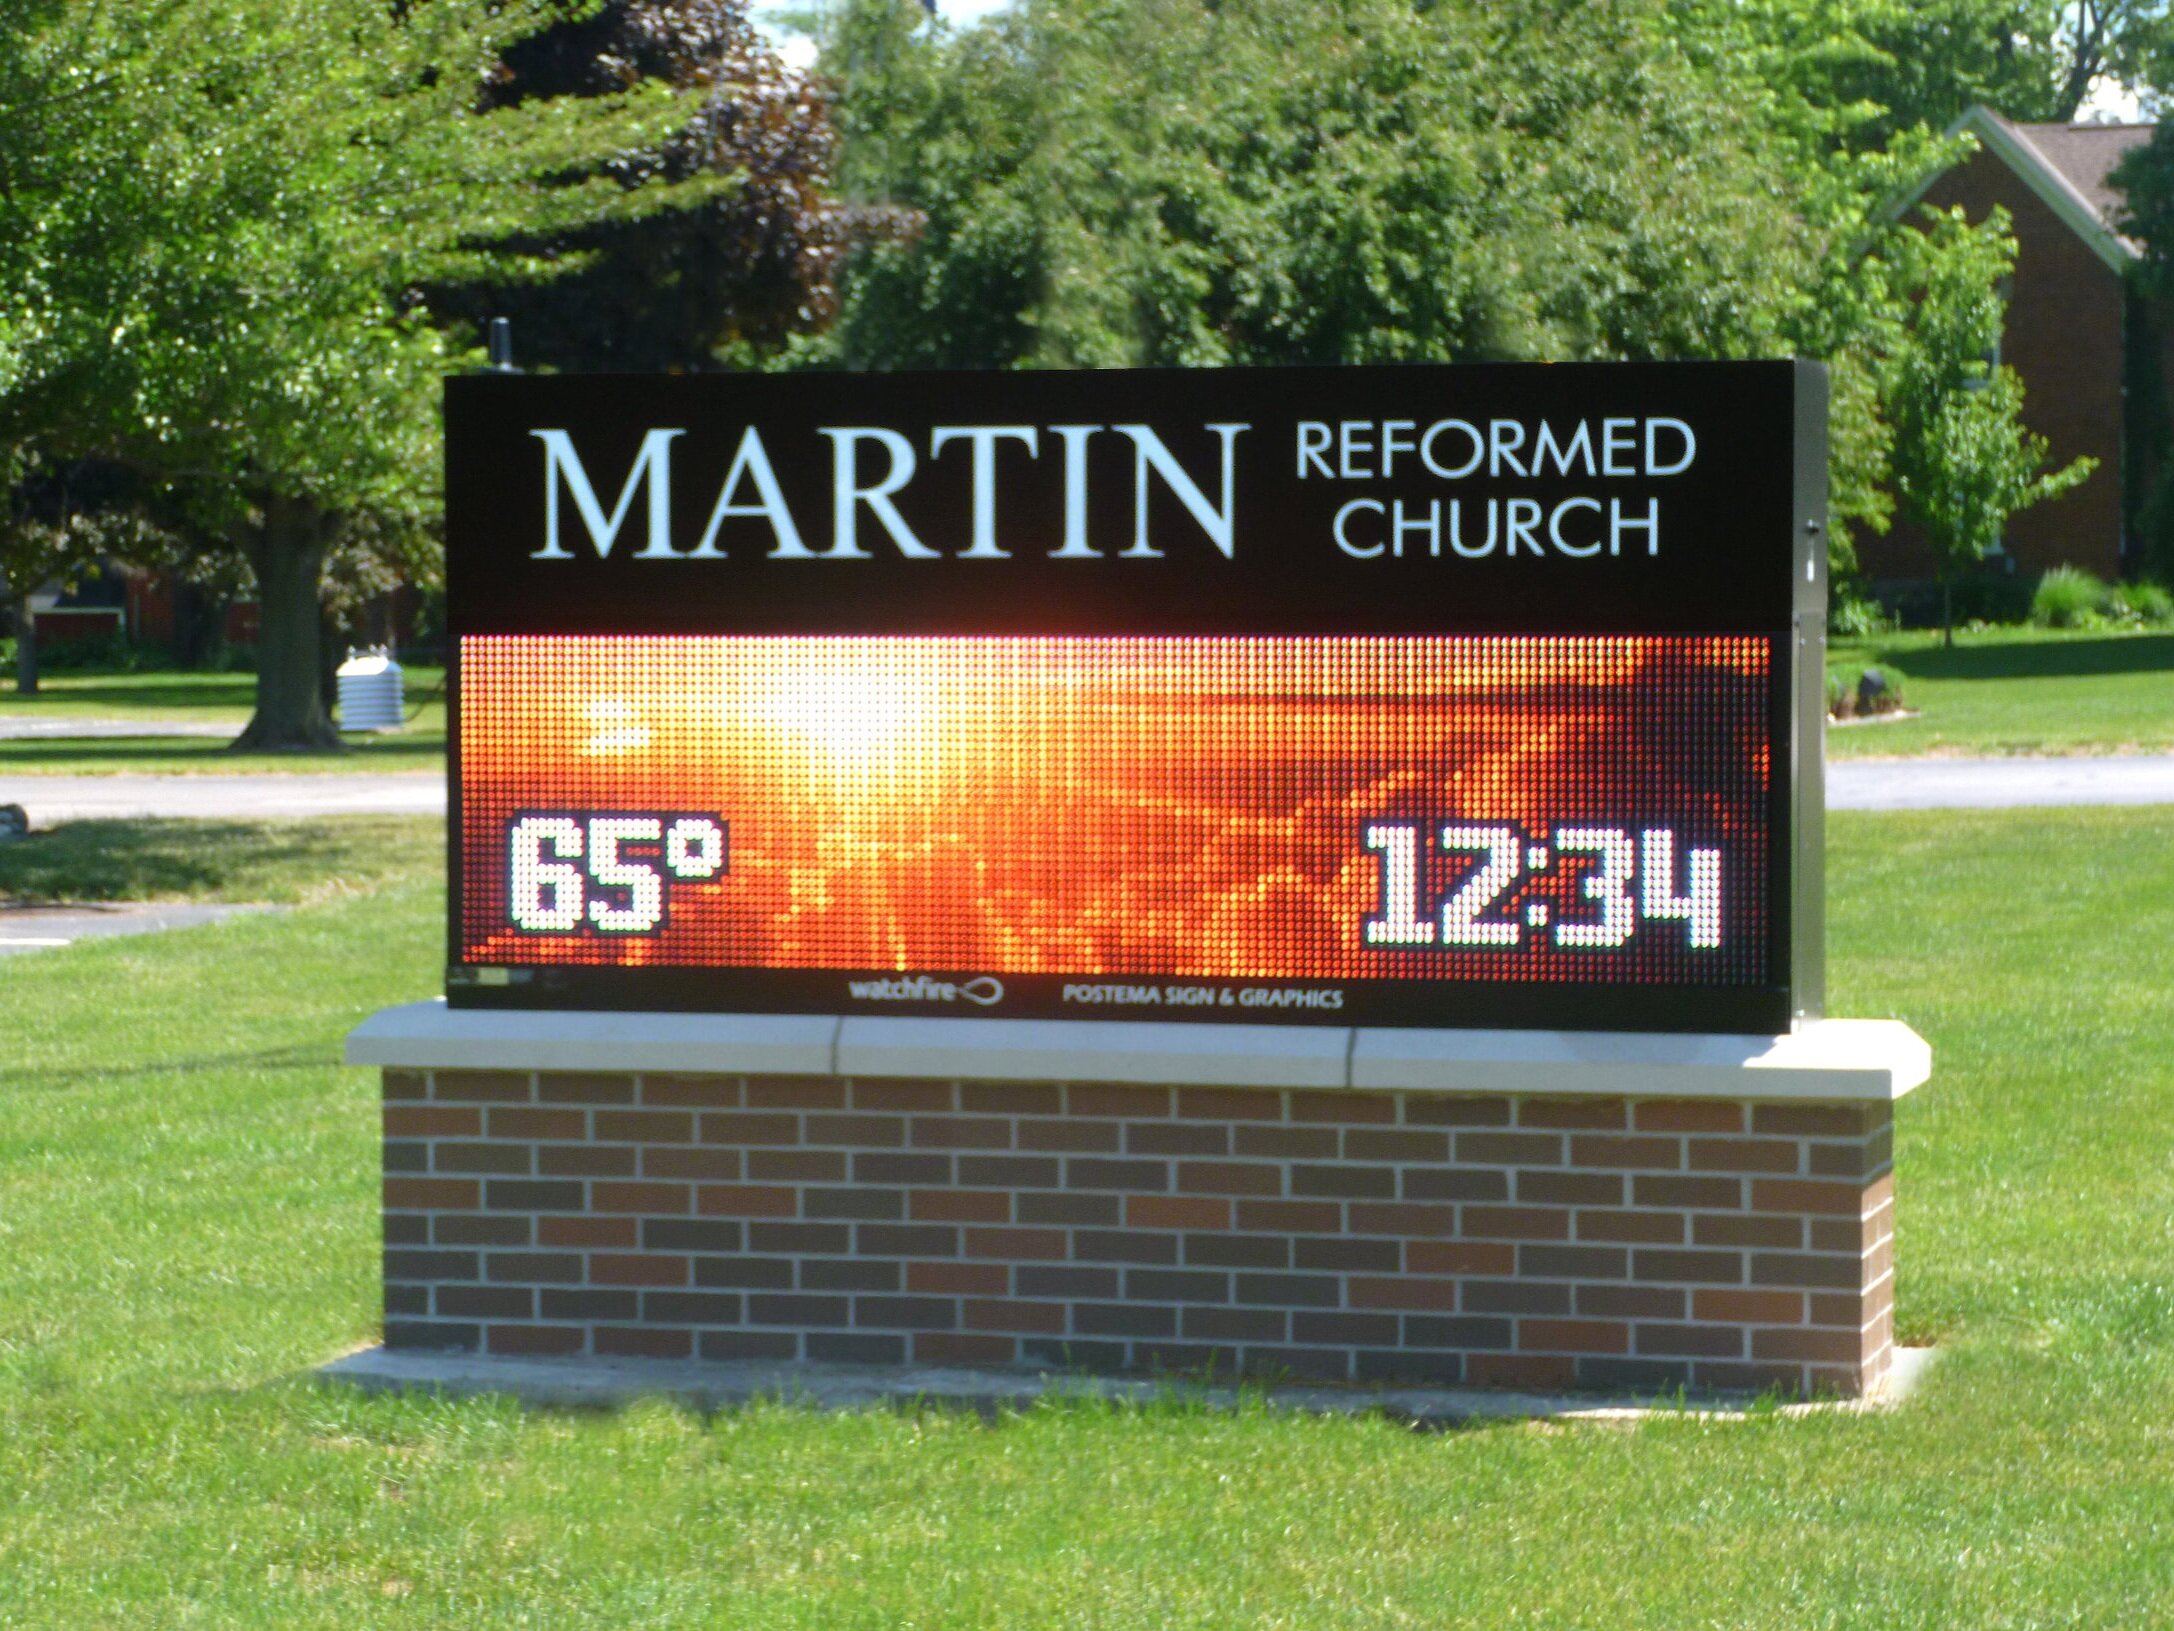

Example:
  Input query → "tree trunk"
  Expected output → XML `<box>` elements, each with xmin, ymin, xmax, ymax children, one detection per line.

<box><xmin>1941</xmin><ymin>579</ymin><xmax>1954</xmax><ymax>650</ymax></box>
<box><xmin>172</xmin><ymin>578</ymin><xmax>226</xmax><ymax>670</ymax></box>
<box><xmin>231</xmin><ymin>494</ymin><xmax>343</xmax><ymax>752</ymax></box>
<box><xmin>12</xmin><ymin>596</ymin><xmax>34</xmax><ymax>696</ymax></box>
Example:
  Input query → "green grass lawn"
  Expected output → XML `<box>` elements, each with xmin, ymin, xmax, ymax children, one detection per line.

<box><xmin>0</xmin><ymin>669</ymin><xmax>258</xmax><ymax>721</ymax></box>
<box><xmin>0</xmin><ymin>666</ymin><xmax>446</xmax><ymax>774</ymax></box>
<box><xmin>0</xmin><ymin>806</ymin><xmax>2170</xmax><ymax>1625</ymax></box>
<box><xmin>1828</xmin><ymin>628</ymin><xmax>2174</xmax><ymax>758</ymax></box>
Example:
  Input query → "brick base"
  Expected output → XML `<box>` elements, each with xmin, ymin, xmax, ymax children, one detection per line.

<box><xmin>381</xmin><ymin>1069</ymin><xmax>1896</xmax><ymax>1397</ymax></box>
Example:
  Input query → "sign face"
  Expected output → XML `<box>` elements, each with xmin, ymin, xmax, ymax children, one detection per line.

<box><xmin>445</xmin><ymin>362</ymin><xmax>1826</xmax><ymax>1032</ymax></box>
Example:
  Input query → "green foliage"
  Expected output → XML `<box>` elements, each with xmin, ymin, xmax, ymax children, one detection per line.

<box><xmin>2113</xmin><ymin>577</ymin><xmax>2174</xmax><ymax>621</ymax></box>
<box><xmin>2112</xmin><ymin>122</ymin><xmax>2174</xmax><ymax>586</ymax></box>
<box><xmin>2029</xmin><ymin>566</ymin><xmax>2174</xmax><ymax>627</ymax></box>
<box><xmin>830</xmin><ymin>0</ymin><xmax>1809</xmax><ymax>372</ymax></box>
<box><xmin>1655</xmin><ymin>4</ymin><xmax>2129</xmax><ymax>581</ymax></box>
<box><xmin>0</xmin><ymin>2</ymin><xmax>692</xmax><ymax>503</ymax></box>
<box><xmin>826</xmin><ymin>0</ymin><xmax>2110</xmax><ymax>594</ymax></box>
<box><xmin>435</xmin><ymin>1</ymin><xmax>849</xmax><ymax>372</ymax></box>
<box><xmin>2118</xmin><ymin>119</ymin><xmax>2174</xmax><ymax>309</ymax></box>
<box><xmin>1881</xmin><ymin>207</ymin><xmax>2095</xmax><ymax>633</ymax></box>
<box><xmin>1674</xmin><ymin>0</ymin><xmax>2174</xmax><ymax>138</ymax></box>
<box><xmin>1831</xmin><ymin>594</ymin><xmax>1897</xmax><ymax>638</ymax></box>
<box><xmin>2031</xmin><ymin>564</ymin><xmax>2119</xmax><ymax>626</ymax></box>
<box><xmin>0</xmin><ymin>0</ymin><xmax>735</xmax><ymax>742</ymax></box>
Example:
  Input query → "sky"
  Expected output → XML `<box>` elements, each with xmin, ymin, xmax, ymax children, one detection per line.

<box><xmin>759</xmin><ymin>0</ymin><xmax>1011</xmax><ymax>69</ymax></box>
<box><xmin>2078</xmin><ymin>76</ymin><xmax>2150</xmax><ymax>123</ymax></box>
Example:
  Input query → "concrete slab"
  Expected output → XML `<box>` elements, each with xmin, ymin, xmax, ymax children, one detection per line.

<box><xmin>0</xmin><ymin>900</ymin><xmax>275</xmax><ymax>955</ymax></box>
<box><xmin>836</xmin><ymin>1014</ymin><xmax>1353</xmax><ymax>1089</ymax></box>
<box><xmin>1351</xmin><ymin>1018</ymin><xmax>1930</xmax><ymax>1101</ymax></box>
<box><xmin>346</xmin><ymin>1000</ymin><xmax>1930</xmax><ymax>1100</ymax></box>
<box><xmin>319</xmin><ymin>1344</ymin><xmax>1936</xmax><ymax>1424</ymax></box>
<box><xmin>346</xmin><ymin>1001</ymin><xmax>839</xmax><ymax>1075</ymax></box>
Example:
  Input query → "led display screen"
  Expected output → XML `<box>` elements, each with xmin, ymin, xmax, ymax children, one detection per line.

<box><xmin>445</xmin><ymin>363</ymin><xmax>1826</xmax><ymax>1030</ymax></box>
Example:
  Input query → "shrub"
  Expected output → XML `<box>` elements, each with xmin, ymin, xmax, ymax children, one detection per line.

<box><xmin>1831</xmin><ymin>595</ymin><xmax>1892</xmax><ymax>638</ymax></box>
<box><xmin>1884</xmin><ymin>573</ymin><xmax>2035</xmax><ymax>630</ymax></box>
<box><xmin>2112</xmin><ymin>580</ymin><xmax>2174</xmax><ymax>626</ymax></box>
<box><xmin>35</xmin><ymin>631</ymin><xmax>142</xmax><ymax>671</ymax></box>
<box><xmin>2030</xmin><ymin>565</ymin><xmax>2115</xmax><ymax>628</ymax></box>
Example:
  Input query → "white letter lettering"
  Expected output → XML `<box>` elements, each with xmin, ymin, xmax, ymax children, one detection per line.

<box><xmin>1549</xmin><ymin>496</ymin><xmax>1603</xmax><ymax>557</ymax></box>
<box><xmin>1296</xmin><ymin>422</ymin><xmax>1333</xmax><ymax>479</ymax></box>
<box><xmin>1047</xmin><ymin>425</ymin><xmax>1103</xmax><ymax>557</ymax></box>
<box><xmin>1448</xmin><ymin>498</ymin><xmax>1497</xmax><ymax>558</ymax></box>
<box><xmin>692</xmin><ymin>427</ymin><xmax>806</xmax><ymax>558</ymax></box>
<box><xmin>1489</xmin><ymin>420</ymin><xmax>1529</xmax><ymax>477</ymax></box>
<box><xmin>1392</xmin><ymin>499</ymin><xmax>1440</xmax><ymax>558</ymax></box>
<box><xmin>1333</xmin><ymin>498</ymin><xmax>1385</xmax><ymax>558</ymax></box>
<box><xmin>1611</xmin><ymin>497</ymin><xmax>1661</xmax><ymax>556</ymax></box>
<box><xmin>1114</xmin><ymin>423</ymin><xmax>1248</xmax><ymax>559</ymax></box>
<box><xmin>1532</xmin><ymin>420</ymin><xmax>1595</xmax><ymax>478</ymax></box>
<box><xmin>1505</xmin><ymin>497</ymin><xmax>1543</xmax><ymax>555</ymax></box>
<box><xmin>531</xmin><ymin>428</ymin><xmax>683</xmax><ymax>560</ymax></box>
<box><xmin>1421</xmin><ymin>420</ymin><xmax>1484</xmax><ymax>479</ymax></box>
<box><xmin>931</xmin><ymin>425</ymin><xmax>1039</xmax><ymax>559</ymax></box>
<box><xmin>1646</xmin><ymin>417</ymin><xmax>1697</xmax><ymax>475</ymax></box>
<box><xmin>821</xmin><ymin>427</ymin><xmax>936</xmax><ymax>559</ymax></box>
<box><xmin>1602</xmin><ymin>418</ymin><xmax>1637</xmax><ymax>476</ymax></box>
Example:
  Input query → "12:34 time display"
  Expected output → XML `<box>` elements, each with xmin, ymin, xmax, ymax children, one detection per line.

<box><xmin>1362</xmin><ymin>821</ymin><xmax>1723</xmax><ymax>952</ymax></box>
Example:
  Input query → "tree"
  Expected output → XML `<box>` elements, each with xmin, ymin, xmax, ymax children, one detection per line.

<box><xmin>1672</xmin><ymin>1</ymin><xmax>2174</xmax><ymax>138</ymax></box>
<box><xmin>436</xmin><ymin>0</ymin><xmax>851</xmax><ymax>373</ymax></box>
<box><xmin>2113</xmin><ymin>116</ymin><xmax>2174</xmax><ymax>581</ymax></box>
<box><xmin>0</xmin><ymin>453</ymin><xmax>70</xmax><ymax>696</ymax></box>
<box><xmin>0</xmin><ymin>0</ymin><xmax>728</xmax><ymax>748</ymax></box>
<box><xmin>1660</xmin><ymin>0</ymin><xmax>2145</xmax><ymax>585</ymax></box>
<box><xmin>1884</xmin><ymin>208</ymin><xmax>2096</xmax><ymax>642</ymax></box>
<box><xmin>827</xmin><ymin>0</ymin><xmax>1810</xmax><ymax>373</ymax></box>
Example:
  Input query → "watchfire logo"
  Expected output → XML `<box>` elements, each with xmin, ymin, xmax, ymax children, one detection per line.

<box><xmin>846</xmin><ymin>974</ymin><xmax>1005</xmax><ymax>1006</ymax></box>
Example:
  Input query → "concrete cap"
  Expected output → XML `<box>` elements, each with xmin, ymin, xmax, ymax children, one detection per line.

<box><xmin>347</xmin><ymin>1001</ymin><xmax>1929</xmax><ymax>1100</ymax></box>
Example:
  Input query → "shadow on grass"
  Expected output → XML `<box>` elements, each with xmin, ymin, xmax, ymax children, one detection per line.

<box><xmin>305</xmin><ymin>1356</ymin><xmax>1555</xmax><ymax>1436</ymax></box>
<box><xmin>1862</xmin><ymin>633</ymin><xmax>2174</xmax><ymax>682</ymax></box>
<box><xmin>306</xmin><ymin>1344</ymin><xmax>1834</xmax><ymax>1435</ymax></box>
<box><xmin>0</xmin><ymin>817</ymin><xmax>441</xmax><ymax>904</ymax></box>
<box><xmin>5</xmin><ymin>1043</ymin><xmax>342</xmax><ymax>1094</ymax></box>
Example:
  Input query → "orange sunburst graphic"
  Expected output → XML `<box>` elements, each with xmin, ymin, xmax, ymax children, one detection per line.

<box><xmin>459</xmin><ymin>634</ymin><xmax>1771</xmax><ymax>985</ymax></box>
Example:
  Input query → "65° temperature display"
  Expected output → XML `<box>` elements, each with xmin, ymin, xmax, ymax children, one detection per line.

<box><xmin>506</xmin><ymin>813</ymin><xmax>728</xmax><ymax>935</ymax></box>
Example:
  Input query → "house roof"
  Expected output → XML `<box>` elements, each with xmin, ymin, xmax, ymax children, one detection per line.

<box><xmin>2011</xmin><ymin>118</ymin><xmax>2154</xmax><ymax>230</ymax></box>
<box><xmin>1937</xmin><ymin>106</ymin><xmax>2153</xmax><ymax>271</ymax></box>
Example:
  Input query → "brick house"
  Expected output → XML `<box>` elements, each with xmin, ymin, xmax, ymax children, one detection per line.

<box><xmin>1864</xmin><ymin>106</ymin><xmax>2159</xmax><ymax>585</ymax></box>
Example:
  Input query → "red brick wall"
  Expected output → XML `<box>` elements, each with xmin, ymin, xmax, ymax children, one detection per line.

<box><xmin>382</xmin><ymin>1068</ymin><xmax>1898</xmax><ymax>1398</ymax></box>
<box><xmin>1866</xmin><ymin>147</ymin><xmax>2130</xmax><ymax>583</ymax></box>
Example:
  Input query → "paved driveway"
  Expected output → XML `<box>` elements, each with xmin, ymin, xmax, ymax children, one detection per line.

<box><xmin>0</xmin><ymin>901</ymin><xmax>274</xmax><ymax>955</ymax></box>
<box><xmin>0</xmin><ymin>773</ymin><xmax>445</xmax><ymax>822</ymax></box>
<box><xmin>1825</xmin><ymin>755</ymin><xmax>2174</xmax><ymax>810</ymax></box>
<box><xmin>0</xmin><ymin>718</ymin><xmax>239</xmax><ymax>740</ymax></box>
